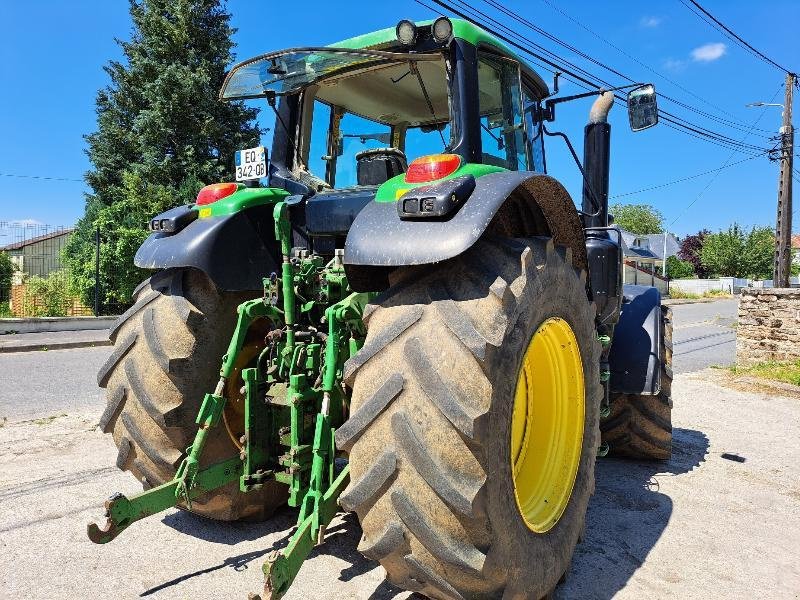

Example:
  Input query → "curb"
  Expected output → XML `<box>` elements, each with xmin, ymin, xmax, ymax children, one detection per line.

<box><xmin>663</xmin><ymin>297</ymin><xmax>734</xmax><ymax>306</ymax></box>
<box><xmin>0</xmin><ymin>339</ymin><xmax>112</xmax><ymax>354</ymax></box>
<box><xmin>0</xmin><ymin>316</ymin><xmax>118</xmax><ymax>335</ymax></box>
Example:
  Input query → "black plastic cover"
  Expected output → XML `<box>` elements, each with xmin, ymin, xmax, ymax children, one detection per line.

<box><xmin>397</xmin><ymin>175</ymin><xmax>476</xmax><ymax>219</ymax></box>
<box><xmin>344</xmin><ymin>171</ymin><xmax>576</xmax><ymax>269</ymax></box>
<box><xmin>148</xmin><ymin>204</ymin><xmax>198</xmax><ymax>234</ymax></box>
<box><xmin>608</xmin><ymin>284</ymin><xmax>663</xmax><ymax>395</ymax></box>
<box><xmin>135</xmin><ymin>204</ymin><xmax>280</xmax><ymax>291</ymax></box>
<box><xmin>305</xmin><ymin>189</ymin><xmax>376</xmax><ymax>236</ymax></box>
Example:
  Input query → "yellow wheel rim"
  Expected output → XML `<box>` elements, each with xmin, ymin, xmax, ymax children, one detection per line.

<box><xmin>511</xmin><ymin>317</ymin><xmax>585</xmax><ymax>533</ymax></box>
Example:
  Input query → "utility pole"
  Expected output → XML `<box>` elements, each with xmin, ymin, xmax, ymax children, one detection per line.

<box><xmin>774</xmin><ymin>72</ymin><xmax>795</xmax><ymax>288</ymax></box>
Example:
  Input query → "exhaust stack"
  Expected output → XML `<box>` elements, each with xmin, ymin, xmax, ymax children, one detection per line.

<box><xmin>582</xmin><ymin>91</ymin><xmax>614</xmax><ymax>229</ymax></box>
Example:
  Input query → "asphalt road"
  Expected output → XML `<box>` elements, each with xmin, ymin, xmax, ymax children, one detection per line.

<box><xmin>2</xmin><ymin>298</ymin><xmax>798</xmax><ymax>599</ymax></box>
<box><xmin>0</xmin><ymin>346</ymin><xmax>108</xmax><ymax>421</ymax></box>
<box><xmin>670</xmin><ymin>299</ymin><xmax>737</xmax><ymax>374</ymax></box>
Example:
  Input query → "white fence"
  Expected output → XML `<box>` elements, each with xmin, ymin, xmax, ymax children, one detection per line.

<box><xmin>671</xmin><ymin>276</ymin><xmax>800</xmax><ymax>295</ymax></box>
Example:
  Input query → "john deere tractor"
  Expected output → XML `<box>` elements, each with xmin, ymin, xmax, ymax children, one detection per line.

<box><xmin>89</xmin><ymin>17</ymin><xmax>671</xmax><ymax>600</ymax></box>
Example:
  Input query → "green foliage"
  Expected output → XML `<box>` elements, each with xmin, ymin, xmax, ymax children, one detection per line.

<box><xmin>700</xmin><ymin>224</ymin><xmax>775</xmax><ymax>279</ymax></box>
<box><xmin>0</xmin><ymin>302</ymin><xmax>12</xmax><ymax>318</ymax></box>
<box><xmin>666</xmin><ymin>255</ymin><xmax>694</xmax><ymax>279</ymax></box>
<box><xmin>0</xmin><ymin>251</ymin><xmax>16</xmax><ymax>294</ymax></box>
<box><xmin>22</xmin><ymin>271</ymin><xmax>78</xmax><ymax>317</ymax></box>
<box><xmin>64</xmin><ymin>172</ymin><xmax>185</xmax><ymax>310</ymax></box>
<box><xmin>609</xmin><ymin>203</ymin><xmax>664</xmax><ymax>234</ymax></box>
<box><xmin>677</xmin><ymin>229</ymin><xmax>711</xmax><ymax>278</ymax></box>
<box><xmin>65</xmin><ymin>0</ymin><xmax>261</xmax><ymax>311</ymax></box>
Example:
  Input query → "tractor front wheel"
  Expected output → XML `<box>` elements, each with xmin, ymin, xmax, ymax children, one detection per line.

<box><xmin>97</xmin><ymin>268</ymin><xmax>287</xmax><ymax>521</ymax></box>
<box><xmin>340</xmin><ymin>237</ymin><xmax>602</xmax><ymax>599</ymax></box>
<box><xmin>601</xmin><ymin>305</ymin><xmax>673</xmax><ymax>460</ymax></box>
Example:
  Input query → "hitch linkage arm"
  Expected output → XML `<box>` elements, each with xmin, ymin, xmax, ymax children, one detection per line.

<box><xmin>87</xmin><ymin>298</ymin><xmax>282</xmax><ymax>544</ymax></box>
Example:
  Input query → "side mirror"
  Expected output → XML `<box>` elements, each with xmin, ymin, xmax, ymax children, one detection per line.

<box><xmin>627</xmin><ymin>84</ymin><xmax>658</xmax><ymax>131</ymax></box>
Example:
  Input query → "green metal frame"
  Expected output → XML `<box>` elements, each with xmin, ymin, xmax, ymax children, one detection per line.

<box><xmin>88</xmin><ymin>198</ymin><xmax>373</xmax><ymax>599</ymax></box>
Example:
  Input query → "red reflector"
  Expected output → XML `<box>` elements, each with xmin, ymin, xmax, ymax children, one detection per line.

<box><xmin>196</xmin><ymin>182</ymin><xmax>240</xmax><ymax>206</ymax></box>
<box><xmin>405</xmin><ymin>154</ymin><xmax>462</xmax><ymax>183</ymax></box>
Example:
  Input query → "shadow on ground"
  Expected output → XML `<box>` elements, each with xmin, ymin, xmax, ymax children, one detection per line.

<box><xmin>143</xmin><ymin>505</ymin><xmax>408</xmax><ymax>598</ymax></box>
<box><xmin>556</xmin><ymin>427</ymin><xmax>710</xmax><ymax>600</ymax></box>
<box><xmin>142</xmin><ymin>427</ymin><xmax>708</xmax><ymax>599</ymax></box>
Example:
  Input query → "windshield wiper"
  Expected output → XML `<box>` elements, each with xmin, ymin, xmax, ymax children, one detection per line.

<box><xmin>410</xmin><ymin>61</ymin><xmax>446</xmax><ymax>150</ymax></box>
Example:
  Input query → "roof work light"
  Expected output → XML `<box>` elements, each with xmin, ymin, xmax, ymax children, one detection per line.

<box><xmin>431</xmin><ymin>17</ymin><xmax>453</xmax><ymax>44</ymax></box>
<box><xmin>396</xmin><ymin>20</ymin><xmax>418</xmax><ymax>46</ymax></box>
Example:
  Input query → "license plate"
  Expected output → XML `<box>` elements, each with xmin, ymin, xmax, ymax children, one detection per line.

<box><xmin>235</xmin><ymin>146</ymin><xmax>267</xmax><ymax>181</ymax></box>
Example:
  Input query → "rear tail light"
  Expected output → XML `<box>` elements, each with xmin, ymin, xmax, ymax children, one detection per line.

<box><xmin>404</xmin><ymin>154</ymin><xmax>462</xmax><ymax>183</ymax></box>
<box><xmin>196</xmin><ymin>182</ymin><xmax>241</xmax><ymax>206</ymax></box>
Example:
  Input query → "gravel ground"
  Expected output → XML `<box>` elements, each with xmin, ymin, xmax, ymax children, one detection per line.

<box><xmin>1</xmin><ymin>368</ymin><xmax>798</xmax><ymax>599</ymax></box>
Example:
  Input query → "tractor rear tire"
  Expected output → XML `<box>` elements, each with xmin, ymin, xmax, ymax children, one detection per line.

<box><xmin>601</xmin><ymin>305</ymin><xmax>673</xmax><ymax>460</ymax></box>
<box><xmin>340</xmin><ymin>237</ymin><xmax>602</xmax><ymax>600</ymax></box>
<box><xmin>97</xmin><ymin>268</ymin><xmax>287</xmax><ymax>521</ymax></box>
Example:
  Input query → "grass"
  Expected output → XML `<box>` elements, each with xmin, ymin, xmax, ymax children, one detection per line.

<box><xmin>668</xmin><ymin>288</ymin><xmax>734</xmax><ymax>300</ymax></box>
<box><xmin>667</xmin><ymin>288</ymin><xmax>701</xmax><ymax>299</ymax></box>
<box><xmin>33</xmin><ymin>413</ymin><xmax>68</xmax><ymax>426</ymax></box>
<box><xmin>730</xmin><ymin>360</ymin><xmax>800</xmax><ymax>386</ymax></box>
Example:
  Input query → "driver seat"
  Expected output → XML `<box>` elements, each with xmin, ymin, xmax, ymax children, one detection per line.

<box><xmin>355</xmin><ymin>148</ymin><xmax>407</xmax><ymax>186</ymax></box>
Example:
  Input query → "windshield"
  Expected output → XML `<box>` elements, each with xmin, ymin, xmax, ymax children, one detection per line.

<box><xmin>302</xmin><ymin>55</ymin><xmax>452</xmax><ymax>189</ymax></box>
<box><xmin>220</xmin><ymin>48</ymin><xmax>442</xmax><ymax>100</ymax></box>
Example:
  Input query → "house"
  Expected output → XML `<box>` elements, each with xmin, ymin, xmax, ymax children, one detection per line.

<box><xmin>617</xmin><ymin>228</ymin><xmax>679</xmax><ymax>275</ymax></box>
<box><xmin>792</xmin><ymin>234</ymin><xmax>800</xmax><ymax>266</ymax></box>
<box><xmin>0</xmin><ymin>228</ymin><xmax>73</xmax><ymax>283</ymax></box>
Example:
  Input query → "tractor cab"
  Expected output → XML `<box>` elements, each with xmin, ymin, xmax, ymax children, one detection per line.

<box><xmin>220</xmin><ymin>18</ymin><xmax>550</xmax><ymax>200</ymax></box>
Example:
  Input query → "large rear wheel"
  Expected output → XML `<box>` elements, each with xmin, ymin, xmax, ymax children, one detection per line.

<box><xmin>340</xmin><ymin>237</ymin><xmax>601</xmax><ymax>599</ymax></box>
<box><xmin>97</xmin><ymin>268</ymin><xmax>287</xmax><ymax>520</ymax></box>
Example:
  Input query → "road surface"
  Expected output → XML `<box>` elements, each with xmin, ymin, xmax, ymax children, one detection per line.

<box><xmin>670</xmin><ymin>298</ymin><xmax>737</xmax><ymax>374</ymax></box>
<box><xmin>2</xmin><ymin>298</ymin><xmax>798</xmax><ymax>599</ymax></box>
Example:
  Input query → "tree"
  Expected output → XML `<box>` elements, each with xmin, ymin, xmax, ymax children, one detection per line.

<box><xmin>64</xmin><ymin>0</ymin><xmax>261</xmax><ymax>312</ymax></box>
<box><xmin>610</xmin><ymin>203</ymin><xmax>664</xmax><ymax>234</ymax></box>
<box><xmin>666</xmin><ymin>255</ymin><xmax>694</xmax><ymax>279</ymax></box>
<box><xmin>677</xmin><ymin>229</ymin><xmax>710</xmax><ymax>278</ymax></box>
<box><xmin>0</xmin><ymin>251</ymin><xmax>16</xmax><ymax>293</ymax></box>
<box><xmin>700</xmin><ymin>224</ymin><xmax>775</xmax><ymax>279</ymax></box>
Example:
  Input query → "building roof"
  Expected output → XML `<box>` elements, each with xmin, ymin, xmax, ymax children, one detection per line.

<box><xmin>0</xmin><ymin>228</ymin><xmax>73</xmax><ymax>251</ymax></box>
<box><xmin>792</xmin><ymin>234</ymin><xmax>800</xmax><ymax>249</ymax></box>
<box><xmin>616</xmin><ymin>227</ymin><xmax>679</xmax><ymax>261</ymax></box>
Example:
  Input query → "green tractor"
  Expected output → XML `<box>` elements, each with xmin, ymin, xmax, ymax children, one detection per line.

<box><xmin>89</xmin><ymin>17</ymin><xmax>672</xmax><ymax>599</ymax></box>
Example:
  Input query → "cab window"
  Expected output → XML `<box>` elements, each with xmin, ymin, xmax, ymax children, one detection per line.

<box><xmin>524</xmin><ymin>91</ymin><xmax>545</xmax><ymax>172</ymax></box>
<box><xmin>477</xmin><ymin>52</ymin><xmax>527</xmax><ymax>170</ymax></box>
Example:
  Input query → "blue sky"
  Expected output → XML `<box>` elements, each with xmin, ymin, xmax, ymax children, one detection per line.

<box><xmin>0</xmin><ymin>0</ymin><xmax>797</xmax><ymax>237</ymax></box>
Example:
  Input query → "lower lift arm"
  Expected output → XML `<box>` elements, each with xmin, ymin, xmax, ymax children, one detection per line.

<box><xmin>87</xmin><ymin>297</ymin><xmax>281</xmax><ymax>544</ymax></box>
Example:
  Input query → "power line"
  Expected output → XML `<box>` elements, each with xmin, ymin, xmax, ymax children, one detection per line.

<box><xmin>668</xmin><ymin>85</ymin><xmax>783</xmax><ymax>227</ymax></box>
<box><xmin>679</xmin><ymin>0</ymin><xmax>796</xmax><ymax>75</ymax></box>
<box><xmin>471</xmin><ymin>0</ymin><xmax>773</xmax><ymax>141</ymax></box>
<box><xmin>420</xmin><ymin>0</ymin><xmax>773</xmax><ymax>156</ymax></box>
<box><xmin>535</xmin><ymin>0</ymin><xmax>773</xmax><ymax>136</ymax></box>
<box><xmin>0</xmin><ymin>172</ymin><xmax>84</xmax><ymax>183</ymax></box>
<box><xmin>474</xmin><ymin>0</ymin><xmax>773</xmax><ymax>143</ymax></box>
<box><xmin>610</xmin><ymin>153</ymin><xmax>767</xmax><ymax>199</ymax></box>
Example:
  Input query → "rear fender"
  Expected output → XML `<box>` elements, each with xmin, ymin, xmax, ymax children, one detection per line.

<box><xmin>609</xmin><ymin>284</ymin><xmax>663</xmax><ymax>395</ymax></box>
<box><xmin>343</xmin><ymin>171</ymin><xmax>587</xmax><ymax>291</ymax></box>
<box><xmin>134</xmin><ymin>204</ymin><xmax>281</xmax><ymax>292</ymax></box>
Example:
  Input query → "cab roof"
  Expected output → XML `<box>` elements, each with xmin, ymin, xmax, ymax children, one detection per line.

<box><xmin>329</xmin><ymin>18</ymin><xmax>550</xmax><ymax>97</ymax></box>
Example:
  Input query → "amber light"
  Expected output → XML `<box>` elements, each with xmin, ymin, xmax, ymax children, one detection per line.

<box><xmin>404</xmin><ymin>154</ymin><xmax>462</xmax><ymax>183</ymax></box>
<box><xmin>196</xmin><ymin>182</ymin><xmax>241</xmax><ymax>206</ymax></box>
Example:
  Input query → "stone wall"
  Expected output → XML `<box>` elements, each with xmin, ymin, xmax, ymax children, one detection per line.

<box><xmin>737</xmin><ymin>289</ymin><xmax>800</xmax><ymax>366</ymax></box>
